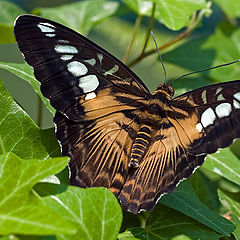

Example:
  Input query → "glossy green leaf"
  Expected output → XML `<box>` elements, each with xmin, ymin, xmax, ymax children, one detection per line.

<box><xmin>218</xmin><ymin>190</ymin><xmax>240</xmax><ymax>240</ymax></box>
<box><xmin>0</xmin><ymin>1</ymin><xmax>25</xmax><ymax>43</ymax></box>
<box><xmin>163</xmin><ymin>25</ymin><xmax>240</xmax><ymax>82</ymax></box>
<box><xmin>154</xmin><ymin>0</ymin><xmax>207</xmax><ymax>30</ymax></box>
<box><xmin>0</xmin><ymin>236</ymin><xmax>19</xmax><ymax>240</ymax></box>
<box><xmin>215</xmin><ymin>0</ymin><xmax>240</xmax><ymax>17</ymax></box>
<box><xmin>130</xmin><ymin>205</ymin><xmax>221</xmax><ymax>240</ymax></box>
<box><xmin>0</xmin><ymin>62</ymin><xmax>55</xmax><ymax>114</ymax></box>
<box><xmin>122</xmin><ymin>0</ymin><xmax>207</xmax><ymax>30</ymax></box>
<box><xmin>0</xmin><ymin>153</ymin><xmax>74</xmax><ymax>235</ymax></box>
<box><xmin>121</xmin><ymin>0</ymin><xmax>153</xmax><ymax>16</ymax></box>
<box><xmin>118</xmin><ymin>231</ymin><xmax>140</xmax><ymax>240</ymax></box>
<box><xmin>203</xmin><ymin>148</ymin><xmax>240</xmax><ymax>186</ymax></box>
<box><xmin>43</xmin><ymin>187</ymin><xmax>122</xmax><ymax>240</ymax></box>
<box><xmin>0</xmin><ymin>79</ymin><xmax>57</xmax><ymax>159</ymax></box>
<box><xmin>34</xmin><ymin>0</ymin><xmax>119</xmax><ymax>35</ymax></box>
<box><xmin>160</xmin><ymin>180</ymin><xmax>235</xmax><ymax>235</ymax></box>
<box><xmin>190</xmin><ymin>171</ymin><xmax>220</xmax><ymax>212</ymax></box>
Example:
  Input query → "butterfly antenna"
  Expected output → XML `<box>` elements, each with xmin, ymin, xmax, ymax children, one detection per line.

<box><xmin>170</xmin><ymin>59</ymin><xmax>240</xmax><ymax>85</ymax></box>
<box><xmin>151</xmin><ymin>31</ymin><xmax>167</xmax><ymax>83</ymax></box>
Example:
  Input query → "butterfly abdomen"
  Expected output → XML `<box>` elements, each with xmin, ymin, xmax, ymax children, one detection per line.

<box><xmin>129</xmin><ymin>125</ymin><xmax>153</xmax><ymax>168</ymax></box>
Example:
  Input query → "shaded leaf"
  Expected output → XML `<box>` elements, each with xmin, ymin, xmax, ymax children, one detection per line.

<box><xmin>121</xmin><ymin>0</ymin><xmax>153</xmax><ymax>16</ymax></box>
<box><xmin>218</xmin><ymin>190</ymin><xmax>240</xmax><ymax>240</ymax></box>
<box><xmin>160</xmin><ymin>180</ymin><xmax>235</xmax><ymax>235</ymax></box>
<box><xmin>203</xmin><ymin>148</ymin><xmax>240</xmax><ymax>186</ymax></box>
<box><xmin>163</xmin><ymin>25</ymin><xmax>240</xmax><ymax>81</ymax></box>
<box><xmin>190</xmin><ymin>171</ymin><xmax>220</xmax><ymax>212</ymax></box>
<box><xmin>0</xmin><ymin>1</ymin><xmax>25</xmax><ymax>43</ymax></box>
<box><xmin>43</xmin><ymin>187</ymin><xmax>122</xmax><ymax>240</ymax></box>
<box><xmin>130</xmin><ymin>205</ymin><xmax>221</xmax><ymax>240</ymax></box>
<box><xmin>0</xmin><ymin>153</ymin><xmax>74</xmax><ymax>235</ymax></box>
<box><xmin>215</xmin><ymin>0</ymin><xmax>240</xmax><ymax>17</ymax></box>
<box><xmin>118</xmin><ymin>230</ymin><xmax>140</xmax><ymax>240</ymax></box>
<box><xmin>34</xmin><ymin>0</ymin><xmax>119</xmax><ymax>35</ymax></box>
<box><xmin>0</xmin><ymin>79</ymin><xmax>57</xmax><ymax>159</ymax></box>
<box><xmin>0</xmin><ymin>62</ymin><xmax>55</xmax><ymax>114</ymax></box>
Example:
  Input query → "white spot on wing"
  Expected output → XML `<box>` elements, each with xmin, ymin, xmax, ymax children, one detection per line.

<box><xmin>233</xmin><ymin>100</ymin><xmax>240</xmax><ymax>109</ymax></box>
<box><xmin>84</xmin><ymin>58</ymin><xmax>96</xmax><ymax>66</ymax></box>
<box><xmin>37</xmin><ymin>23</ymin><xmax>55</xmax><ymax>33</ymax></box>
<box><xmin>234</xmin><ymin>92</ymin><xmax>240</xmax><ymax>101</ymax></box>
<box><xmin>67</xmin><ymin>61</ymin><xmax>88</xmax><ymax>77</ymax></box>
<box><xmin>79</xmin><ymin>75</ymin><xmax>99</xmax><ymax>93</ymax></box>
<box><xmin>217</xmin><ymin>94</ymin><xmax>225</xmax><ymax>101</ymax></box>
<box><xmin>60</xmin><ymin>55</ymin><xmax>73</xmax><ymax>61</ymax></box>
<box><xmin>104</xmin><ymin>65</ymin><xmax>119</xmax><ymax>76</ymax></box>
<box><xmin>97</xmin><ymin>54</ymin><xmax>103</xmax><ymax>64</ymax></box>
<box><xmin>196</xmin><ymin>123</ymin><xmax>203</xmax><ymax>132</ymax></box>
<box><xmin>85</xmin><ymin>92</ymin><xmax>96</xmax><ymax>100</ymax></box>
<box><xmin>215</xmin><ymin>102</ymin><xmax>232</xmax><ymax>118</ymax></box>
<box><xmin>201</xmin><ymin>108</ymin><xmax>216</xmax><ymax>128</ymax></box>
<box><xmin>215</xmin><ymin>87</ymin><xmax>222</xmax><ymax>95</ymax></box>
<box><xmin>58</xmin><ymin>40</ymin><xmax>69</xmax><ymax>44</ymax></box>
<box><xmin>201</xmin><ymin>90</ymin><xmax>207</xmax><ymax>104</ymax></box>
<box><xmin>45</xmin><ymin>33</ymin><xmax>55</xmax><ymax>37</ymax></box>
<box><xmin>55</xmin><ymin>45</ymin><xmax>78</xmax><ymax>54</ymax></box>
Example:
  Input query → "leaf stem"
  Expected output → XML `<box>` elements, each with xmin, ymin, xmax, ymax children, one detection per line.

<box><xmin>122</xmin><ymin>14</ymin><xmax>142</xmax><ymax>64</ymax></box>
<box><xmin>128</xmin><ymin>6</ymin><xmax>208</xmax><ymax>68</ymax></box>
<box><xmin>139</xmin><ymin>2</ymin><xmax>156</xmax><ymax>57</ymax></box>
<box><xmin>138</xmin><ymin>212</ymin><xmax>150</xmax><ymax>228</ymax></box>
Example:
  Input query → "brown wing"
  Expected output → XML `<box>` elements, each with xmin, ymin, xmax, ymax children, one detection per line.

<box><xmin>119</xmin><ymin>80</ymin><xmax>240</xmax><ymax>214</ymax></box>
<box><xmin>118</xmin><ymin>106</ymin><xmax>205</xmax><ymax>214</ymax></box>
<box><xmin>54</xmin><ymin>88</ymin><xmax>147</xmax><ymax>196</ymax></box>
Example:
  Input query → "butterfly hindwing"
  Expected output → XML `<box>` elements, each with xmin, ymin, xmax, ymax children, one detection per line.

<box><xmin>173</xmin><ymin>80</ymin><xmax>240</xmax><ymax>155</ymax></box>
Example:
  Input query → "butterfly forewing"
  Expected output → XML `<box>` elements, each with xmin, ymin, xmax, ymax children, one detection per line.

<box><xmin>14</xmin><ymin>14</ymin><xmax>240</xmax><ymax>215</ymax></box>
<box><xmin>173</xmin><ymin>80</ymin><xmax>240</xmax><ymax>155</ymax></box>
<box><xmin>14</xmin><ymin>15</ymin><xmax>150</xmax><ymax>121</ymax></box>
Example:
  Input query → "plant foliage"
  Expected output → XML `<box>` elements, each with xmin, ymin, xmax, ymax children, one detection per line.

<box><xmin>0</xmin><ymin>0</ymin><xmax>240</xmax><ymax>239</ymax></box>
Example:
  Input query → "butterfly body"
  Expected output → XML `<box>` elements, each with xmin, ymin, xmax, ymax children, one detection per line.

<box><xmin>14</xmin><ymin>15</ymin><xmax>240</xmax><ymax>214</ymax></box>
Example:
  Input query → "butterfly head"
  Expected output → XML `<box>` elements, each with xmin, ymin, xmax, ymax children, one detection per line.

<box><xmin>156</xmin><ymin>83</ymin><xmax>175</xmax><ymax>97</ymax></box>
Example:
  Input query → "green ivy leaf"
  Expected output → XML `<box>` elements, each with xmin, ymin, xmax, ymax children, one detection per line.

<box><xmin>118</xmin><ymin>230</ymin><xmax>140</xmax><ymax>240</ymax></box>
<box><xmin>0</xmin><ymin>1</ymin><xmax>25</xmax><ymax>43</ymax></box>
<box><xmin>0</xmin><ymin>78</ymin><xmax>57</xmax><ymax>159</ymax></box>
<box><xmin>0</xmin><ymin>152</ymin><xmax>75</xmax><ymax>235</ymax></box>
<box><xmin>218</xmin><ymin>190</ymin><xmax>240</xmax><ymax>240</ymax></box>
<box><xmin>203</xmin><ymin>148</ymin><xmax>240</xmax><ymax>186</ymax></box>
<box><xmin>0</xmin><ymin>236</ymin><xmax>19</xmax><ymax>240</ymax></box>
<box><xmin>43</xmin><ymin>187</ymin><xmax>122</xmax><ymax>240</ymax></box>
<box><xmin>130</xmin><ymin>205</ymin><xmax>221</xmax><ymax>240</ymax></box>
<box><xmin>160</xmin><ymin>180</ymin><xmax>235</xmax><ymax>235</ymax></box>
<box><xmin>121</xmin><ymin>0</ymin><xmax>153</xmax><ymax>16</ymax></box>
<box><xmin>154</xmin><ymin>0</ymin><xmax>207</xmax><ymax>30</ymax></box>
<box><xmin>33</xmin><ymin>0</ymin><xmax>119</xmax><ymax>35</ymax></box>
<box><xmin>190</xmin><ymin>171</ymin><xmax>220</xmax><ymax>212</ymax></box>
<box><xmin>122</xmin><ymin>0</ymin><xmax>207</xmax><ymax>30</ymax></box>
<box><xmin>0</xmin><ymin>62</ymin><xmax>55</xmax><ymax>114</ymax></box>
<box><xmin>214</xmin><ymin>0</ymin><xmax>240</xmax><ymax>17</ymax></box>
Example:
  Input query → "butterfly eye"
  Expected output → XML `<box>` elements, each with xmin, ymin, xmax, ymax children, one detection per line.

<box><xmin>157</xmin><ymin>83</ymin><xmax>175</xmax><ymax>96</ymax></box>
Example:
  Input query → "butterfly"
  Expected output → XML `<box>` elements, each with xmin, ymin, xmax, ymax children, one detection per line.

<box><xmin>14</xmin><ymin>14</ymin><xmax>240</xmax><ymax>214</ymax></box>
